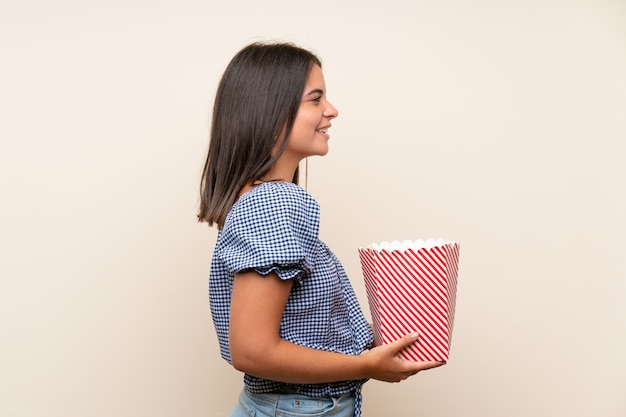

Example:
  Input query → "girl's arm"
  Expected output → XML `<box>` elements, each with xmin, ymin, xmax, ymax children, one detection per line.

<box><xmin>229</xmin><ymin>270</ymin><xmax>444</xmax><ymax>384</ymax></box>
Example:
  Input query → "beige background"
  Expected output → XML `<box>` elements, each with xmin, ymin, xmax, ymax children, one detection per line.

<box><xmin>1</xmin><ymin>0</ymin><xmax>625</xmax><ymax>416</ymax></box>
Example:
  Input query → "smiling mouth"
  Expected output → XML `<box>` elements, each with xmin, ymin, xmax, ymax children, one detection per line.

<box><xmin>317</xmin><ymin>127</ymin><xmax>328</xmax><ymax>133</ymax></box>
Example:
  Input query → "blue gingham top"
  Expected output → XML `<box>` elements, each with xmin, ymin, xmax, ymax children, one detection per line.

<box><xmin>209</xmin><ymin>181</ymin><xmax>373</xmax><ymax>417</ymax></box>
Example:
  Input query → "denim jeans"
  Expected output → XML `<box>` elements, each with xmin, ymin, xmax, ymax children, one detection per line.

<box><xmin>228</xmin><ymin>388</ymin><xmax>355</xmax><ymax>417</ymax></box>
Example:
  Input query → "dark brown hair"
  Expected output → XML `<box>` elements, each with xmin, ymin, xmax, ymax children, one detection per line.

<box><xmin>198</xmin><ymin>42</ymin><xmax>322</xmax><ymax>228</ymax></box>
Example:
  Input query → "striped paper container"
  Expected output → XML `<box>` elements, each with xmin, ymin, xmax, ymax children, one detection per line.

<box><xmin>359</xmin><ymin>239</ymin><xmax>460</xmax><ymax>362</ymax></box>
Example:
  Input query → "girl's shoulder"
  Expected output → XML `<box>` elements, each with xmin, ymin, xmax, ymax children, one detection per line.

<box><xmin>237</xmin><ymin>181</ymin><xmax>317</xmax><ymax>211</ymax></box>
<box><xmin>217</xmin><ymin>182</ymin><xmax>321</xmax><ymax>272</ymax></box>
<box><xmin>223</xmin><ymin>182</ymin><xmax>320</xmax><ymax>233</ymax></box>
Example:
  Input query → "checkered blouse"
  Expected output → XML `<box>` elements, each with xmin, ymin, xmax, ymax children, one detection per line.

<box><xmin>209</xmin><ymin>181</ymin><xmax>373</xmax><ymax>417</ymax></box>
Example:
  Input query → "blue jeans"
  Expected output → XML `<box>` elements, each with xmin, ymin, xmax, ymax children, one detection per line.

<box><xmin>228</xmin><ymin>389</ymin><xmax>355</xmax><ymax>417</ymax></box>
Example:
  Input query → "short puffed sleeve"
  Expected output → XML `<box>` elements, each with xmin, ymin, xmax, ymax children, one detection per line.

<box><xmin>216</xmin><ymin>182</ymin><xmax>320</xmax><ymax>283</ymax></box>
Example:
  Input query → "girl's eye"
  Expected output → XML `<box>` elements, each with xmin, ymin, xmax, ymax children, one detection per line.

<box><xmin>312</xmin><ymin>96</ymin><xmax>322</xmax><ymax>103</ymax></box>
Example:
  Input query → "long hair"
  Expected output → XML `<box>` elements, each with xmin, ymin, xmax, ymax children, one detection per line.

<box><xmin>198</xmin><ymin>42</ymin><xmax>321</xmax><ymax>228</ymax></box>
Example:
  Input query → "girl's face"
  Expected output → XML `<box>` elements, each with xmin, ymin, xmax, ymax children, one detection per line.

<box><xmin>284</xmin><ymin>65</ymin><xmax>338</xmax><ymax>162</ymax></box>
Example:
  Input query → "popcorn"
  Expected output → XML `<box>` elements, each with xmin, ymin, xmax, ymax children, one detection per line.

<box><xmin>359</xmin><ymin>239</ymin><xmax>460</xmax><ymax>362</ymax></box>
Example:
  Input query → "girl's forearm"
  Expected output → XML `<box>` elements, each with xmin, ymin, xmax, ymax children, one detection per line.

<box><xmin>231</xmin><ymin>338</ymin><xmax>371</xmax><ymax>384</ymax></box>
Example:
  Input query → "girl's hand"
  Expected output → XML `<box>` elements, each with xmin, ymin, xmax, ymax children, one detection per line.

<box><xmin>362</xmin><ymin>333</ymin><xmax>445</xmax><ymax>383</ymax></box>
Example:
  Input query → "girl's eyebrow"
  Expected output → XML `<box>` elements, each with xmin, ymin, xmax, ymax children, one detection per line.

<box><xmin>303</xmin><ymin>88</ymin><xmax>324</xmax><ymax>97</ymax></box>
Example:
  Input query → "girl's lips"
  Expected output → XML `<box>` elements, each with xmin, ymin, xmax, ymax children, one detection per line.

<box><xmin>317</xmin><ymin>127</ymin><xmax>330</xmax><ymax>138</ymax></box>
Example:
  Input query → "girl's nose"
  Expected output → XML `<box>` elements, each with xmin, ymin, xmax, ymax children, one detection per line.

<box><xmin>324</xmin><ymin>101</ymin><xmax>339</xmax><ymax>119</ymax></box>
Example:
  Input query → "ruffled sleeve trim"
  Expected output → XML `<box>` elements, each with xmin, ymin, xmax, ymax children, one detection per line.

<box><xmin>251</xmin><ymin>260</ymin><xmax>311</xmax><ymax>283</ymax></box>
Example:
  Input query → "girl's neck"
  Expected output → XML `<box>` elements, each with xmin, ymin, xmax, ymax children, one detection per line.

<box><xmin>237</xmin><ymin>154</ymin><xmax>301</xmax><ymax>197</ymax></box>
<box><xmin>261</xmin><ymin>158</ymin><xmax>299</xmax><ymax>183</ymax></box>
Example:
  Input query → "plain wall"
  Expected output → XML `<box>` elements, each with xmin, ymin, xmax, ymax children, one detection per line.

<box><xmin>1</xmin><ymin>1</ymin><xmax>625</xmax><ymax>416</ymax></box>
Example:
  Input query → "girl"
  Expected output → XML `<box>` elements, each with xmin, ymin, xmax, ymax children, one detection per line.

<box><xmin>198</xmin><ymin>41</ymin><xmax>443</xmax><ymax>417</ymax></box>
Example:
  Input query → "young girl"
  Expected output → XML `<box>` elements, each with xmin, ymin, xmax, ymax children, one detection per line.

<box><xmin>198</xmin><ymin>41</ymin><xmax>443</xmax><ymax>417</ymax></box>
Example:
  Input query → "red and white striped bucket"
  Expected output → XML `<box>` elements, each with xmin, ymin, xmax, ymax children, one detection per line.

<box><xmin>359</xmin><ymin>239</ymin><xmax>460</xmax><ymax>362</ymax></box>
